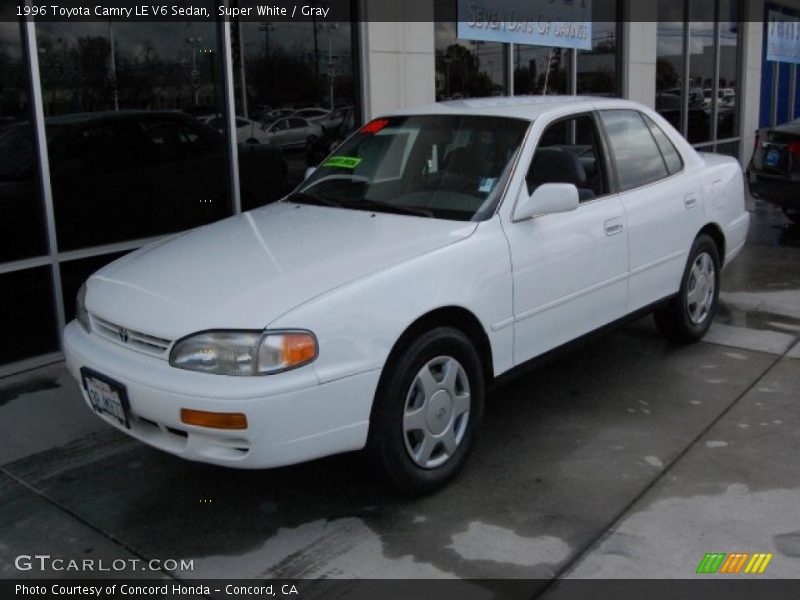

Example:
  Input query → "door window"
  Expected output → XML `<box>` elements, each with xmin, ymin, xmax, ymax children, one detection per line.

<box><xmin>599</xmin><ymin>110</ymin><xmax>670</xmax><ymax>191</ymax></box>
<box><xmin>526</xmin><ymin>114</ymin><xmax>608</xmax><ymax>202</ymax></box>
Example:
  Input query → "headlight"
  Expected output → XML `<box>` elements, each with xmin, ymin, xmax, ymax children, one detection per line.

<box><xmin>76</xmin><ymin>283</ymin><xmax>91</xmax><ymax>333</ymax></box>
<box><xmin>169</xmin><ymin>330</ymin><xmax>318</xmax><ymax>376</ymax></box>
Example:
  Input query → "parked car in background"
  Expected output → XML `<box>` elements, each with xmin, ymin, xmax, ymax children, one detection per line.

<box><xmin>306</xmin><ymin>107</ymin><xmax>357</xmax><ymax>166</ymax></box>
<box><xmin>0</xmin><ymin>111</ymin><xmax>287</xmax><ymax>252</ymax></box>
<box><xmin>63</xmin><ymin>97</ymin><xmax>748</xmax><ymax>494</ymax></box>
<box><xmin>703</xmin><ymin>88</ymin><xmax>736</xmax><ymax>109</ymax></box>
<box><xmin>748</xmin><ymin>119</ymin><xmax>800</xmax><ymax>223</ymax></box>
<box><xmin>198</xmin><ymin>114</ymin><xmax>273</xmax><ymax>145</ymax></box>
<box><xmin>263</xmin><ymin>116</ymin><xmax>323</xmax><ymax>149</ymax></box>
<box><xmin>291</xmin><ymin>107</ymin><xmax>346</xmax><ymax>131</ymax></box>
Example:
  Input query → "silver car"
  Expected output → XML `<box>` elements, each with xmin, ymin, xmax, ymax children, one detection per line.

<box><xmin>264</xmin><ymin>117</ymin><xmax>323</xmax><ymax>149</ymax></box>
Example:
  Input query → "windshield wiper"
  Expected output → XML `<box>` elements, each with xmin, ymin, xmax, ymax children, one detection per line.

<box><xmin>286</xmin><ymin>191</ymin><xmax>344</xmax><ymax>208</ymax></box>
<box><xmin>352</xmin><ymin>198</ymin><xmax>434</xmax><ymax>218</ymax></box>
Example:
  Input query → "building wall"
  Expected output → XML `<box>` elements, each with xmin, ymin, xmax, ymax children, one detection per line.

<box><xmin>360</xmin><ymin>1</ymin><xmax>436</xmax><ymax>119</ymax></box>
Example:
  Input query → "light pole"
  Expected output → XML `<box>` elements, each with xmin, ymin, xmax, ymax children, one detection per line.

<box><xmin>186</xmin><ymin>36</ymin><xmax>202</xmax><ymax>106</ymax></box>
<box><xmin>108</xmin><ymin>21</ymin><xmax>119</xmax><ymax>111</ymax></box>
<box><xmin>316</xmin><ymin>22</ymin><xmax>339</xmax><ymax>109</ymax></box>
<box><xmin>259</xmin><ymin>22</ymin><xmax>275</xmax><ymax>60</ymax></box>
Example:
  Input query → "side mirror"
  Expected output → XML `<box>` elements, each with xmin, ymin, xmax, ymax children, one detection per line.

<box><xmin>513</xmin><ymin>183</ymin><xmax>579</xmax><ymax>222</ymax></box>
<box><xmin>304</xmin><ymin>167</ymin><xmax>316</xmax><ymax>180</ymax></box>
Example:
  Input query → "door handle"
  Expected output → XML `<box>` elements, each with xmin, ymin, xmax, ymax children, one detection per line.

<box><xmin>684</xmin><ymin>194</ymin><xmax>699</xmax><ymax>209</ymax></box>
<box><xmin>604</xmin><ymin>218</ymin><xmax>624</xmax><ymax>236</ymax></box>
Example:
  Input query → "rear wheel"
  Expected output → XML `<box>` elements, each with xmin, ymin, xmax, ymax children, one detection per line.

<box><xmin>366</xmin><ymin>327</ymin><xmax>484</xmax><ymax>495</ymax></box>
<box><xmin>654</xmin><ymin>234</ymin><xmax>720</xmax><ymax>343</ymax></box>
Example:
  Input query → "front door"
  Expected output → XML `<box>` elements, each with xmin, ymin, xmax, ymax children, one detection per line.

<box><xmin>502</xmin><ymin>112</ymin><xmax>629</xmax><ymax>364</ymax></box>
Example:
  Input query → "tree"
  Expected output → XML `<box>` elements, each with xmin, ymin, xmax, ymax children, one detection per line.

<box><xmin>656</xmin><ymin>58</ymin><xmax>679</xmax><ymax>92</ymax></box>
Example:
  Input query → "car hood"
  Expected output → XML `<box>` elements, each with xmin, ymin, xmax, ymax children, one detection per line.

<box><xmin>86</xmin><ymin>202</ymin><xmax>477</xmax><ymax>340</ymax></box>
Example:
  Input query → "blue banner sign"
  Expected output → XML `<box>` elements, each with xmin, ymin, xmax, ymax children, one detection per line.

<box><xmin>767</xmin><ymin>10</ymin><xmax>800</xmax><ymax>64</ymax></box>
<box><xmin>457</xmin><ymin>0</ymin><xmax>592</xmax><ymax>50</ymax></box>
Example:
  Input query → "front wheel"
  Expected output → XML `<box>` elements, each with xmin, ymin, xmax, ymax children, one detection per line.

<box><xmin>366</xmin><ymin>327</ymin><xmax>485</xmax><ymax>495</ymax></box>
<box><xmin>654</xmin><ymin>234</ymin><xmax>720</xmax><ymax>343</ymax></box>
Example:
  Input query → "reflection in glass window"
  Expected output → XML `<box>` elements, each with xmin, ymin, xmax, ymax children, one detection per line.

<box><xmin>233</xmin><ymin>9</ymin><xmax>358</xmax><ymax>192</ymax></box>
<box><xmin>35</xmin><ymin>15</ymin><xmax>239</xmax><ymax>251</ymax></box>
<box><xmin>688</xmin><ymin>9</ymin><xmax>715</xmax><ymax>144</ymax></box>
<box><xmin>600</xmin><ymin>110</ymin><xmax>669</xmax><ymax>191</ymax></box>
<box><xmin>0</xmin><ymin>16</ymin><xmax>48</xmax><ymax>263</ymax></box>
<box><xmin>656</xmin><ymin>0</ymin><xmax>686</xmax><ymax>135</ymax></box>
<box><xmin>0</xmin><ymin>267</ymin><xmax>58</xmax><ymax>364</ymax></box>
<box><xmin>577</xmin><ymin>0</ymin><xmax>620</xmax><ymax>96</ymax></box>
<box><xmin>434</xmin><ymin>1</ymin><xmax>508</xmax><ymax>101</ymax></box>
<box><xmin>656</xmin><ymin>0</ymin><xmax>743</xmax><ymax>153</ymax></box>
<box><xmin>717</xmin><ymin>0</ymin><xmax>740</xmax><ymax>140</ymax></box>
<box><xmin>514</xmin><ymin>46</ymin><xmax>569</xmax><ymax>95</ymax></box>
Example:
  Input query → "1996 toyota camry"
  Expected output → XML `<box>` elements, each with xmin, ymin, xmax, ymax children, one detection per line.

<box><xmin>64</xmin><ymin>97</ymin><xmax>749</xmax><ymax>493</ymax></box>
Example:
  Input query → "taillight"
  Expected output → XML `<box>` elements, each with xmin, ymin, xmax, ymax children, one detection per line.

<box><xmin>788</xmin><ymin>141</ymin><xmax>800</xmax><ymax>157</ymax></box>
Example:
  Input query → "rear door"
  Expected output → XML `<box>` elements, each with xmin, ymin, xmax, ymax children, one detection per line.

<box><xmin>598</xmin><ymin>109</ymin><xmax>703</xmax><ymax>313</ymax></box>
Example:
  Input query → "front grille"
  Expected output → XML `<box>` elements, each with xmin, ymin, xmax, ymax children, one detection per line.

<box><xmin>92</xmin><ymin>315</ymin><xmax>172</xmax><ymax>357</ymax></box>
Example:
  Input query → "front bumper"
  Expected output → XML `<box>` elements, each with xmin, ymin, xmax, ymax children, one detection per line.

<box><xmin>63</xmin><ymin>321</ymin><xmax>379</xmax><ymax>469</ymax></box>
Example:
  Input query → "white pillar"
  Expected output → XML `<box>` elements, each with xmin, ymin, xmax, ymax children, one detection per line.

<box><xmin>359</xmin><ymin>1</ymin><xmax>435</xmax><ymax>120</ymax></box>
<box><xmin>739</xmin><ymin>2</ymin><xmax>765</xmax><ymax>167</ymax></box>
<box><xmin>621</xmin><ymin>15</ymin><xmax>658</xmax><ymax>107</ymax></box>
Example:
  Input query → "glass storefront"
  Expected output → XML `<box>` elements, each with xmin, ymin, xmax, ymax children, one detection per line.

<box><xmin>232</xmin><ymin>9</ymin><xmax>359</xmax><ymax>190</ymax></box>
<box><xmin>656</xmin><ymin>0</ymin><xmax>743</xmax><ymax>156</ymax></box>
<box><xmin>0</xmin><ymin>10</ymin><xmax>361</xmax><ymax>371</ymax></box>
<box><xmin>577</xmin><ymin>0</ymin><xmax>621</xmax><ymax>96</ymax></box>
<box><xmin>0</xmin><ymin>15</ymin><xmax>47</xmax><ymax>263</ymax></box>
<box><xmin>760</xmin><ymin>3</ymin><xmax>800</xmax><ymax>129</ymax></box>
<box><xmin>35</xmin><ymin>17</ymin><xmax>232</xmax><ymax>251</ymax></box>
<box><xmin>437</xmin><ymin>0</ymin><xmax>621</xmax><ymax>100</ymax></box>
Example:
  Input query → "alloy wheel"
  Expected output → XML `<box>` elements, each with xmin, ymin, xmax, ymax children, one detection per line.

<box><xmin>402</xmin><ymin>356</ymin><xmax>471</xmax><ymax>469</ymax></box>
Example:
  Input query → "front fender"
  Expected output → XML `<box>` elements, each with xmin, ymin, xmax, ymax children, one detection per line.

<box><xmin>267</xmin><ymin>217</ymin><xmax>514</xmax><ymax>384</ymax></box>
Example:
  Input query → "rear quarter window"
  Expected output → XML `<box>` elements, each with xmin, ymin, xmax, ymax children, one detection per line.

<box><xmin>643</xmin><ymin>114</ymin><xmax>684</xmax><ymax>175</ymax></box>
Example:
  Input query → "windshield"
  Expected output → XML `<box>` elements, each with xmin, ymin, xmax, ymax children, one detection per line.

<box><xmin>292</xmin><ymin>114</ymin><xmax>529</xmax><ymax>221</ymax></box>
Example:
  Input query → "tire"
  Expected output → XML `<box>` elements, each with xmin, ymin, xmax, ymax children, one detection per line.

<box><xmin>654</xmin><ymin>234</ymin><xmax>721</xmax><ymax>343</ymax></box>
<box><xmin>366</xmin><ymin>327</ymin><xmax>485</xmax><ymax>495</ymax></box>
<box><xmin>783</xmin><ymin>207</ymin><xmax>800</xmax><ymax>224</ymax></box>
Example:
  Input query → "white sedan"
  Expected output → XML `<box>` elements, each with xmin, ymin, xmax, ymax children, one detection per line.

<box><xmin>199</xmin><ymin>114</ymin><xmax>272</xmax><ymax>145</ymax></box>
<box><xmin>64</xmin><ymin>97</ymin><xmax>749</xmax><ymax>494</ymax></box>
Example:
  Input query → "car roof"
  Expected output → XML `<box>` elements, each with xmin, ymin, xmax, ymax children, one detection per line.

<box><xmin>389</xmin><ymin>95</ymin><xmax>642</xmax><ymax>121</ymax></box>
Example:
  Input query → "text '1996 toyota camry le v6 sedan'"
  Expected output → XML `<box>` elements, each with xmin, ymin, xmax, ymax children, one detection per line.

<box><xmin>64</xmin><ymin>97</ymin><xmax>750</xmax><ymax>494</ymax></box>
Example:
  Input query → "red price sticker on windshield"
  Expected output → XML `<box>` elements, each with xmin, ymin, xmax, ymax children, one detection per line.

<box><xmin>360</xmin><ymin>119</ymin><xmax>389</xmax><ymax>134</ymax></box>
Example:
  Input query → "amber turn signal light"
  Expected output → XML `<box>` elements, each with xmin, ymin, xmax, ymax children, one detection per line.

<box><xmin>282</xmin><ymin>333</ymin><xmax>317</xmax><ymax>366</ymax></box>
<box><xmin>180</xmin><ymin>408</ymin><xmax>248</xmax><ymax>430</ymax></box>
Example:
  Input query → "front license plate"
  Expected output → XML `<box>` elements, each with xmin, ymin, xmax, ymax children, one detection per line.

<box><xmin>81</xmin><ymin>368</ymin><xmax>131</xmax><ymax>429</ymax></box>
